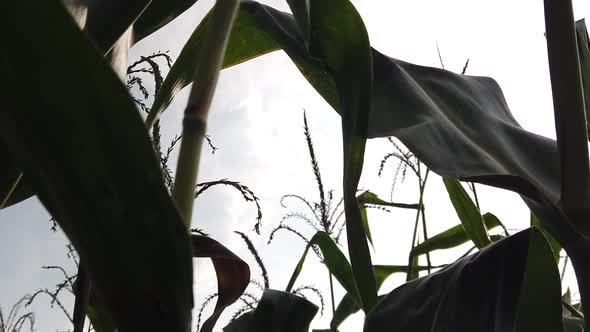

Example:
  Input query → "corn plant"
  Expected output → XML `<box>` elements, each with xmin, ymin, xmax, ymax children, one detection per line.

<box><xmin>2</xmin><ymin>0</ymin><xmax>590</xmax><ymax>331</ymax></box>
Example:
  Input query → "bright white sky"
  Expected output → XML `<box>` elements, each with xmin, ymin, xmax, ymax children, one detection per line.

<box><xmin>1</xmin><ymin>0</ymin><xmax>590</xmax><ymax>331</ymax></box>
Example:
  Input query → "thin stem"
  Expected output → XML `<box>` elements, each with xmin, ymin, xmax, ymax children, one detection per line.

<box><xmin>172</xmin><ymin>0</ymin><xmax>240</xmax><ymax>228</ymax></box>
<box><xmin>407</xmin><ymin>167</ymin><xmax>430</xmax><ymax>281</ymax></box>
<box><xmin>0</xmin><ymin>172</ymin><xmax>23</xmax><ymax>209</ymax></box>
<box><xmin>421</xmin><ymin>170</ymin><xmax>432</xmax><ymax>274</ymax></box>
<box><xmin>544</xmin><ymin>0</ymin><xmax>590</xmax><ymax>213</ymax></box>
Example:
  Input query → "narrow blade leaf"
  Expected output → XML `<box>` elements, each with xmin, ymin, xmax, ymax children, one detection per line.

<box><xmin>331</xmin><ymin>265</ymin><xmax>431</xmax><ymax>330</ymax></box>
<box><xmin>443</xmin><ymin>178</ymin><xmax>491</xmax><ymax>248</ymax></box>
<box><xmin>412</xmin><ymin>212</ymin><xmax>502</xmax><ymax>256</ymax></box>
<box><xmin>285</xmin><ymin>232</ymin><xmax>362</xmax><ymax>309</ymax></box>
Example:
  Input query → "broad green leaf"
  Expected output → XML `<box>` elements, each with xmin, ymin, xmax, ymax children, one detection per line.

<box><xmin>303</xmin><ymin>0</ymin><xmax>377</xmax><ymax>311</ymax></box>
<box><xmin>531</xmin><ymin>212</ymin><xmax>562</xmax><ymax>263</ymax></box>
<box><xmin>412</xmin><ymin>212</ymin><xmax>502</xmax><ymax>256</ymax></box>
<box><xmin>191</xmin><ymin>235</ymin><xmax>251</xmax><ymax>332</ymax></box>
<box><xmin>223</xmin><ymin>289</ymin><xmax>318</xmax><ymax>332</ymax></box>
<box><xmin>285</xmin><ymin>232</ymin><xmax>362</xmax><ymax>309</ymax></box>
<box><xmin>147</xmin><ymin>6</ymin><xmax>281</xmax><ymax>127</ymax></box>
<box><xmin>146</xmin><ymin>0</ymin><xmax>560</xmax><ymax>214</ymax></box>
<box><xmin>0</xmin><ymin>1</ymin><xmax>193</xmax><ymax>331</ymax></box>
<box><xmin>331</xmin><ymin>265</ymin><xmax>431</xmax><ymax>330</ymax></box>
<box><xmin>364</xmin><ymin>228</ymin><xmax>563</xmax><ymax>332</ymax></box>
<box><xmin>153</xmin><ymin>1</ymin><xmax>589</xmax><ymax>251</ymax></box>
<box><xmin>443</xmin><ymin>178</ymin><xmax>491</xmax><ymax>249</ymax></box>
<box><xmin>515</xmin><ymin>227</ymin><xmax>563</xmax><ymax>331</ymax></box>
<box><xmin>145</xmin><ymin>2</ymin><xmax>563</xmax><ymax>236</ymax></box>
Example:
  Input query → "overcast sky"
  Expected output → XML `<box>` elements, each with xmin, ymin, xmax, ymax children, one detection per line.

<box><xmin>1</xmin><ymin>0</ymin><xmax>589</xmax><ymax>331</ymax></box>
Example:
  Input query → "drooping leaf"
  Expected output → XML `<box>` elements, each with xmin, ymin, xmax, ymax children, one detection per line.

<box><xmin>331</xmin><ymin>265</ymin><xmax>431</xmax><ymax>330</ymax></box>
<box><xmin>134</xmin><ymin>0</ymin><xmax>200</xmax><ymax>43</ymax></box>
<box><xmin>145</xmin><ymin>1</ymin><xmax>581</xmax><ymax>246</ymax></box>
<box><xmin>357</xmin><ymin>190</ymin><xmax>420</xmax><ymax>210</ymax></box>
<box><xmin>223</xmin><ymin>289</ymin><xmax>318</xmax><ymax>332</ymax></box>
<box><xmin>364</xmin><ymin>228</ymin><xmax>563</xmax><ymax>332</ymax></box>
<box><xmin>531</xmin><ymin>212</ymin><xmax>562</xmax><ymax>263</ymax></box>
<box><xmin>0</xmin><ymin>1</ymin><xmax>193</xmax><ymax>331</ymax></box>
<box><xmin>411</xmin><ymin>212</ymin><xmax>503</xmax><ymax>256</ymax></box>
<box><xmin>191</xmin><ymin>234</ymin><xmax>250</xmax><ymax>332</ymax></box>
<box><xmin>443</xmin><ymin>177</ymin><xmax>492</xmax><ymax>249</ymax></box>
<box><xmin>285</xmin><ymin>232</ymin><xmax>362</xmax><ymax>309</ymax></box>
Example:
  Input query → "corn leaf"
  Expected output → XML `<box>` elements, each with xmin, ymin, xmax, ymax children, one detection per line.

<box><xmin>531</xmin><ymin>212</ymin><xmax>562</xmax><ymax>263</ymax></box>
<box><xmin>364</xmin><ymin>228</ymin><xmax>563</xmax><ymax>332</ymax></box>
<box><xmin>412</xmin><ymin>212</ymin><xmax>502</xmax><ymax>256</ymax></box>
<box><xmin>357</xmin><ymin>190</ymin><xmax>420</xmax><ymax>210</ymax></box>
<box><xmin>134</xmin><ymin>0</ymin><xmax>200</xmax><ymax>43</ymax></box>
<box><xmin>191</xmin><ymin>235</ymin><xmax>250</xmax><ymax>332</ymax></box>
<box><xmin>443</xmin><ymin>178</ymin><xmax>492</xmax><ymax>249</ymax></box>
<box><xmin>0</xmin><ymin>1</ymin><xmax>193</xmax><ymax>330</ymax></box>
<box><xmin>285</xmin><ymin>232</ymin><xmax>362</xmax><ymax>309</ymax></box>
<box><xmin>223</xmin><ymin>289</ymin><xmax>318</xmax><ymax>332</ymax></box>
<box><xmin>331</xmin><ymin>265</ymin><xmax>431</xmax><ymax>330</ymax></box>
<box><xmin>145</xmin><ymin>1</ymin><xmax>589</xmax><ymax>248</ymax></box>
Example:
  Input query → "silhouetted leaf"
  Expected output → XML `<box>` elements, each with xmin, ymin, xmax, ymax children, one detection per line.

<box><xmin>364</xmin><ymin>228</ymin><xmax>563</xmax><ymax>332</ymax></box>
<box><xmin>0</xmin><ymin>1</ymin><xmax>193</xmax><ymax>331</ymax></box>
<box><xmin>531</xmin><ymin>212</ymin><xmax>562</xmax><ymax>262</ymax></box>
<box><xmin>357</xmin><ymin>190</ymin><xmax>420</xmax><ymax>210</ymax></box>
<box><xmin>223</xmin><ymin>289</ymin><xmax>318</xmax><ymax>332</ymax></box>
<box><xmin>191</xmin><ymin>234</ymin><xmax>251</xmax><ymax>332</ymax></box>
<box><xmin>411</xmin><ymin>212</ymin><xmax>502</xmax><ymax>256</ymax></box>
<box><xmin>134</xmin><ymin>0</ymin><xmax>200</xmax><ymax>43</ymax></box>
<box><xmin>443</xmin><ymin>178</ymin><xmax>491</xmax><ymax>248</ymax></box>
<box><xmin>144</xmin><ymin>1</ymin><xmax>580</xmax><ymax>247</ymax></box>
<box><xmin>575</xmin><ymin>19</ymin><xmax>590</xmax><ymax>137</ymax></box>
<box><xmin>286</xmin><ymin>232</ymin><xmax>362</xmax><ymax>309</ymax></box>
<box><xmin>331</xmin><ymin>265</ymin><xmax>431</xmax><ymax>330</ymax></box>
